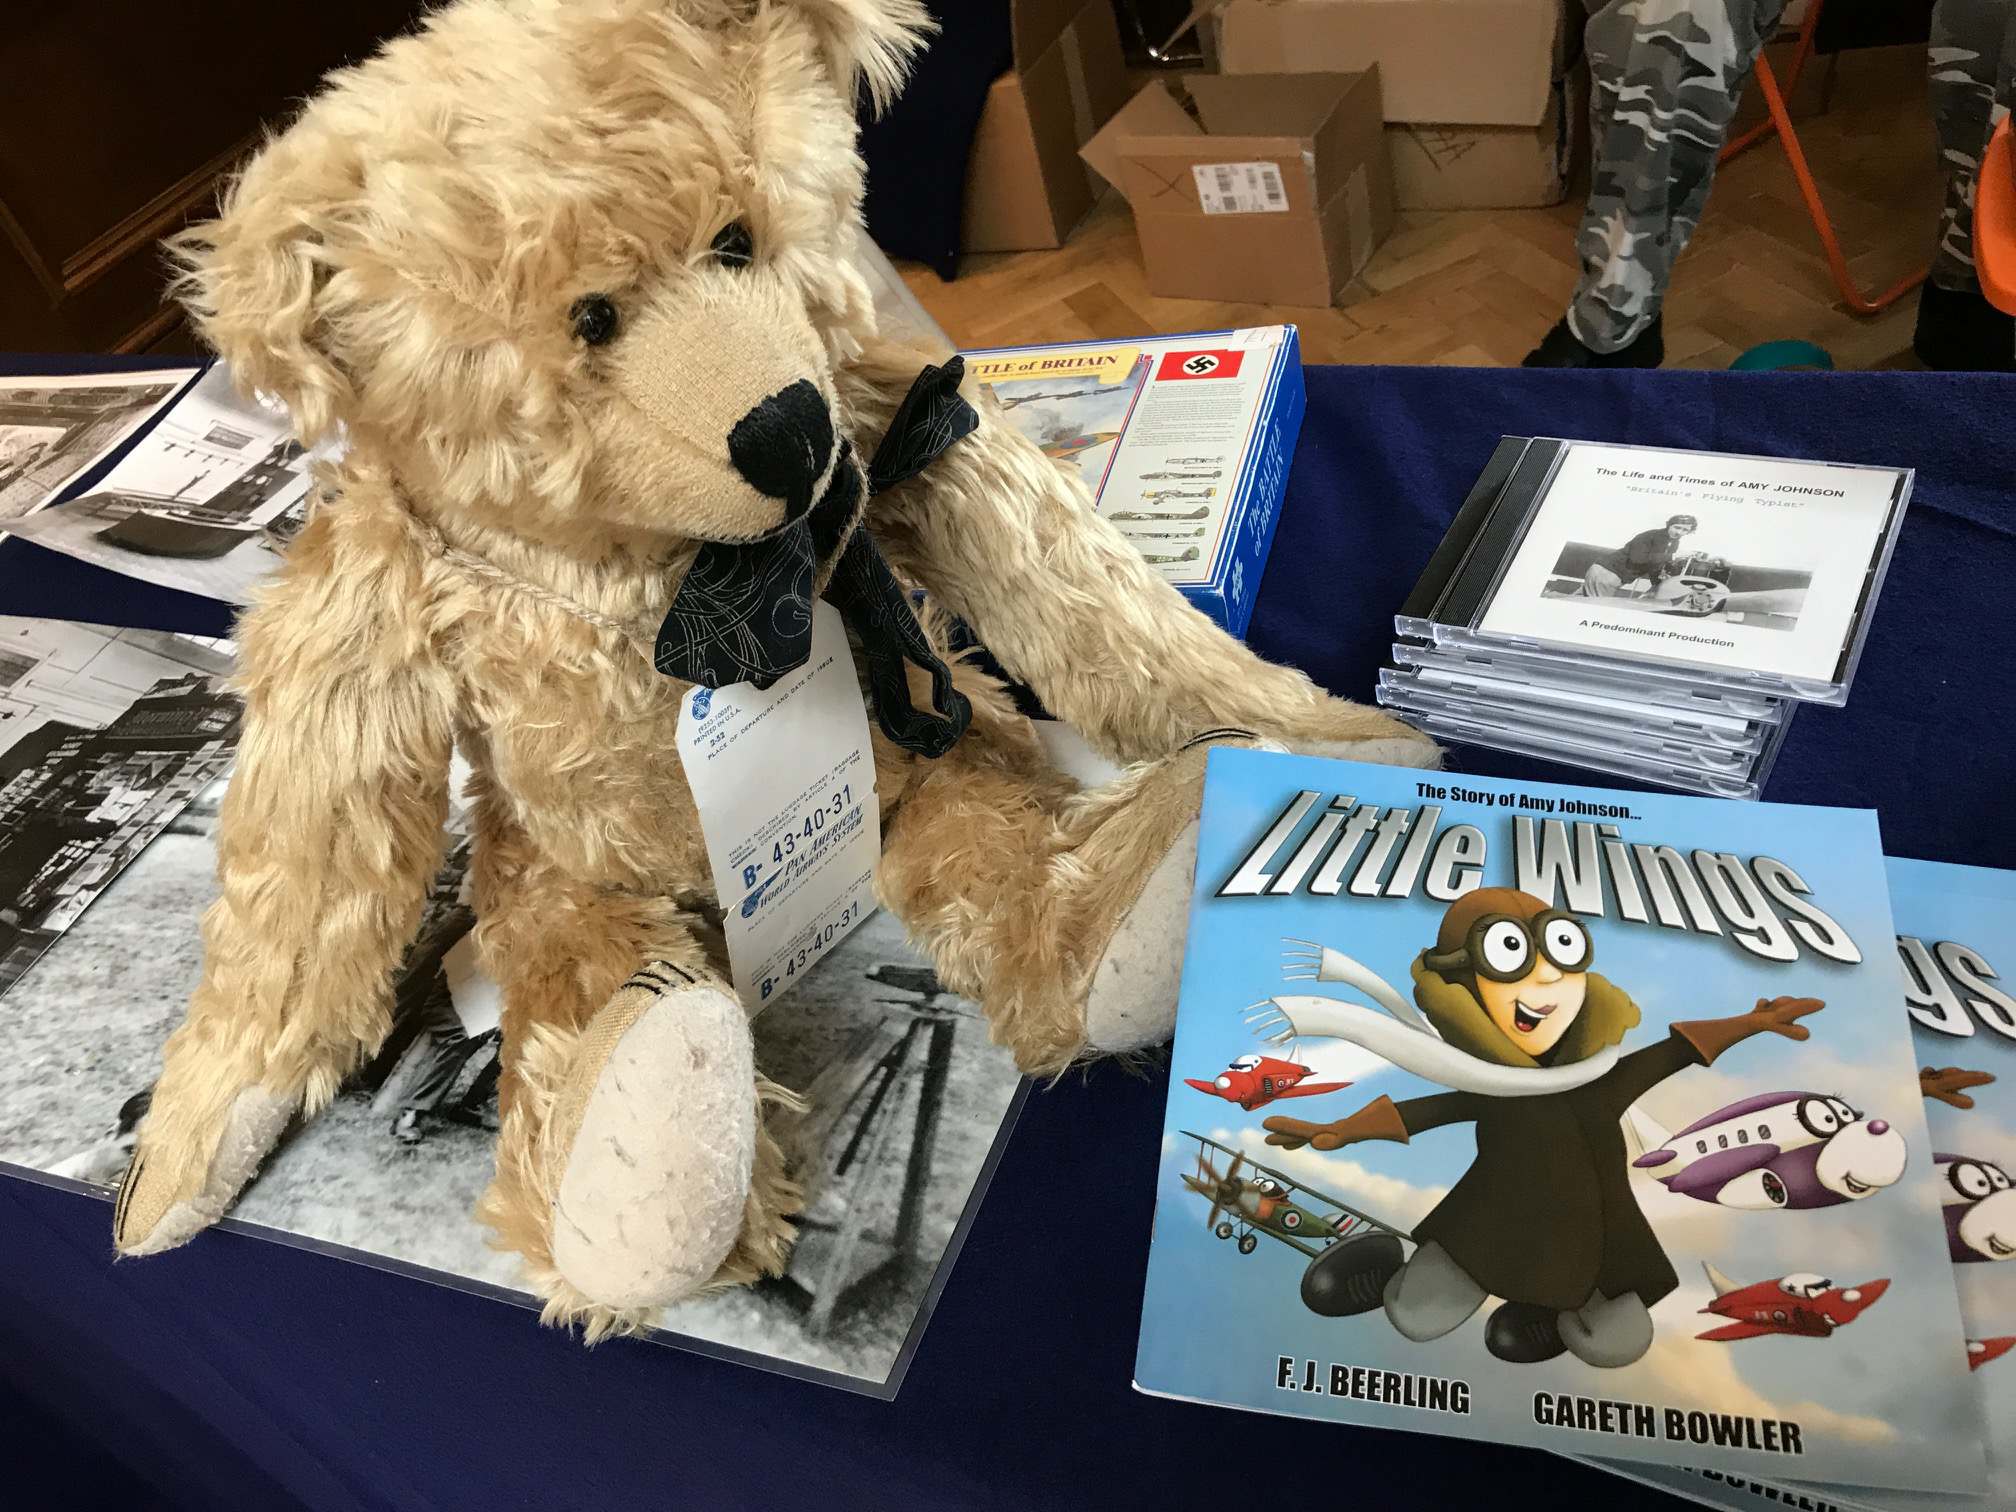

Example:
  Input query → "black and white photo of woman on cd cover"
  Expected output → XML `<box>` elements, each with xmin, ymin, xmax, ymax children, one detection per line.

<box><xmin>1541</xmin><ymin>509</ymin><xmax>1814</xmax><ymax>633</ymax></box>
<box><xmin>1478</xmin><ymin>442</ymin><xmax>1906</xmax><ymax>685</ymax></box>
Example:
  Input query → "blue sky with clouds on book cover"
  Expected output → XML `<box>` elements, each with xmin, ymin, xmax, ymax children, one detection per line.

<box><xmin>1133</xmin><ymin>751</ymin><xmax>1983</xmax><ymax>1494</ymax></box>
<box><xmin>1572</xmin><ymin>857</ymin><xmax>2016</xmax><ymax>1512</ymax></box>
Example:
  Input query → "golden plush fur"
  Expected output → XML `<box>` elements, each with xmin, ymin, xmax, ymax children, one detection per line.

<box><xmin>114</xmin><ymin>0</ymin><xmax>1436</xmax><ymax>1336</ymax></box>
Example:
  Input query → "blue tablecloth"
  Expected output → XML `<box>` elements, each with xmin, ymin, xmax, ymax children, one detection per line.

<box><xmin>4</xmin><ymin>361</ymin><xmax>2012</xmax><ymax>1511</ymax></box>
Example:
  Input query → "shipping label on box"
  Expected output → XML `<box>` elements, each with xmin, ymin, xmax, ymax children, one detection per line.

<box><xmin>963</xmin><ymin>326</ymin><xmax>1306</xmax><ymax>636</ymax></box>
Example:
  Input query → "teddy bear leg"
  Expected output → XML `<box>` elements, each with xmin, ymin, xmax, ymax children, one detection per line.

<box><xmin>879</xmin><ymin>733</ymin><xmax>1259</xmax><ymax>1078</ymax></box>
<box><xmin>471</xmin><ymin>869</ymin><xmax>797</xmax><ymax>1340</ymax></box>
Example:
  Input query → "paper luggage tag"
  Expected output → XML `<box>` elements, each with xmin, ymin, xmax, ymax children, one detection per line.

<box><xmin>675</xmin><ymin>602</ymin><xmax>879</xmax><ymax>1010</ymax></box>
<box><xmin>441</xmin><ymin>932</ymin><xmax>503</xmax><ymax>1037</ymax></box>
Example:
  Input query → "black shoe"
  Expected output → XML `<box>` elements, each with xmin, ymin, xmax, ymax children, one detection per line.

<box><xmin>1485</xmin><ymin>1301</ymin><xmax>1568</xmax><ymax>1363</ymax></box>
<box><xmin>1521</xmin><ymin>316</ymin><xmax>1664</xmax><ymax>369</ymax></box>
<box><xmin>1912</xmin><ymin>280</ymin><xmax>2016</xmax><ymax>371</ymax></box>
<box><xmin>1300</xmin><ymin>1233</ymin><xmax>1405</xmax><ymax>1317</ymax></box>
<box><xmin>391</xmin><ymin>1109</ymin><xmax>424</xmax><ymax>1145</ymax></box>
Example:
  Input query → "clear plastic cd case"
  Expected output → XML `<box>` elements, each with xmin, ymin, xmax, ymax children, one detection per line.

<box><xmin>1376</xmin><ymin>669</ymin><xmax>1771</xmax><ymax>758</ymax></box>
<box><xmin>1388</xmin><ymin>638</ymin><xmax>1787</xmax><ymax>724</ymax></box>
<box><xmin>1397</xmin><ymin>437</ymin><xmax>1913</xmax><ymax>707</ymax></box>
<box><xmin>1404</xmin><ymin>703</ymin><xmax>1797</xmax><ymax>802</ymax></box>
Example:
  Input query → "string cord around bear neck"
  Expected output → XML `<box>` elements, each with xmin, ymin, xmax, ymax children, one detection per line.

<box><xmin>401</xmin><ymin>504</ymin><xmax>662</xmax><ymax>657</ymax></box>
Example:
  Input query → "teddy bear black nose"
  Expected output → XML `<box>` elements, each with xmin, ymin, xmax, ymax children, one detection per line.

<box><xmin>728</xmin><ymin>380</ymin><xmax>835</xmax><ymax>524</ymax></box>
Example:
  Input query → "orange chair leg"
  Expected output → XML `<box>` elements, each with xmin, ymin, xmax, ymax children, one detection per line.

<box><xmin>1721</xmin><ymin>1</ymin><xmax>1825</xmax><ymax>165</ymax></box>
<box><xmin>1749</xmin><ymin>52</ymin><xmax>1928</xmax><ymax>316</ymax></box>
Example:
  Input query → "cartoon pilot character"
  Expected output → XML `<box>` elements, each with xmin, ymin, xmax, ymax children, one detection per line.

<box><xmin>1261</xmin><ymin>887</ymin><xmax>1822</xmax><ymax>1369</ymax></box>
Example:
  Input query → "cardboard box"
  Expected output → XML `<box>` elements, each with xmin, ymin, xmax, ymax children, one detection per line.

<box><xmin>1215</xmin><ymin>0</ymin><xmax>1568</xmax><ymax>126</ymax></box>
<box><xmin>1211</xmin><ymin>0</ymin><xmax>1578</xmax><ymax>209</ymax></box>
<box><xmin>963</xmin><ymin>326</ymin><xmax>1306</xmax><ymax>636</ymax></box>
<box><xmin>960</xmin><ymin>0</ymin><xmax>1131</xmax><ymax>253</ymax></box>
<box><xmin>1080</xmin><ymin>72</ymin><xmax>1393</xmax><ymax>306</ymax></box>
<box><xmin>1386</xmin><ymin>67</ymin><xmax>1585</xmax><ymax>210</ymax></box>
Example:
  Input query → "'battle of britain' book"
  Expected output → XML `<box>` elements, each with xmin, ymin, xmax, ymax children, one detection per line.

<box><xmin>1133</xmin><ymin>751</ymin><xmax>1985</xmax><ymax>1494</ymax></box>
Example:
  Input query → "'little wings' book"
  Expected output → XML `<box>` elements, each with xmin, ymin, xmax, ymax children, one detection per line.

<box><xmin>1134</xmin><ymin>752</ymin><xmax>1985</xmax><ymax>1494</ymax></box>
<box><xmin>1582</xmin><ymin>857</ymin><xmax>2016</xmax><ymax>1511</ymax></box>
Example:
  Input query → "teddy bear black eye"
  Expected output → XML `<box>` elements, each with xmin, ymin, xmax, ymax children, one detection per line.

<box><xmin>570</xmin><ymin>294</ymin><xmax>619</xmax><ymax>345</ymax></box>
<box><xmin>711</xmin><ymin>220</ymin><xmax>755</xmax><ymax>268</ymax></box>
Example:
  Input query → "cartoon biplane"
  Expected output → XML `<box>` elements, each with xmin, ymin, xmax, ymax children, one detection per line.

<box><xmin>1177</xmin><ymin>1131</ymin><xmax>1407</xmax><ymax>1261</ymax></box>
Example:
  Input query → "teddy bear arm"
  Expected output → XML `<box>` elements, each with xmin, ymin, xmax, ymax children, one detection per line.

<box><xmin>843</xmin><ymin>345</ymin><xmax>1433</xmax><ymax>766</ymax></box>
<box><xmin>114</xmin><ymin>562</ymin><xmax>458</xmax><ymax>1256</ymax></box>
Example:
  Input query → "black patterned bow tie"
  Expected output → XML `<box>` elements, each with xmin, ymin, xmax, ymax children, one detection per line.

<box><xmin>652</xmin><ymin>359</ymin><xmax>978</xmax><ymax>758</ymax></box>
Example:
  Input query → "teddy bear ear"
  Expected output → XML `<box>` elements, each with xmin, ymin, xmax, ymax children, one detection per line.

<box><xmin>775</xmin><ymin>0</ymin><xmax>935</xmax><ymax>117</ymax></box>
<box><xmin>166</xmin><ymin>142</ymin><xmax>359</xmax><ymax>447</ymax></box>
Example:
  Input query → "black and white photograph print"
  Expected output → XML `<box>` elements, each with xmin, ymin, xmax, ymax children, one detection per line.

<box><xmin>8</xmin><ymin>363</ymin><xmax>323</xmax><ymax>605</ymax></box>
<box><xmin>0</xmin><ymin>769</ymin><xmax>1027</xmax><ymax>1393</ymax></box>
<box><xmin>1539</xmin><ymin>514</ymin><xmax>1814</xmax><ymax>633</ymax></box>
<box><xmin>0</xmin><ymin>617</ymin><xmax>238</xmax><ymax>997</ymax></box>
<box><xmin>1476</xmin><ymin>440</ymin><xmax>1909</xmax><ymax>688</ymax></box>
<box><xmin>0</xmin><ymin>368</ymin><xmax>198</xmax><ymax>522</ymax></box>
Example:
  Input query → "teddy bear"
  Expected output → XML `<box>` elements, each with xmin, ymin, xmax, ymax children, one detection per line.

<box><xmin>111</xmin><ymin>0</ymin><xmax>1435</xmax><ymax>1337</ymax></box>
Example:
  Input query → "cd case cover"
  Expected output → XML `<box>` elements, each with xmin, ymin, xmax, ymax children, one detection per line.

<box><xmin>1134</xmin><ymin>750</ymin><xmax>1984</xmax><ymax>1493</ymax></box>
<box><xmin>1410</xmin><ymin>439</ymin><xmax>1912</xmax><ymax>705</ymax></box>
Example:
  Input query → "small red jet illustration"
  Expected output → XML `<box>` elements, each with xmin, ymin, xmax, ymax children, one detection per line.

<box><xmin>1696</xmin><ymin>1263</ymin><xmax>1889</xmax><ymax>1342</ymax></box>
<box><xmin>1184</xmin><ymin>1054</ymin><xmax>1349</xmax><ymax>1112</ymax></box>
<box><xmin>1969</xmin><ymin>1337</ymin><xmax>2016</xmax><ymax>1371</ymax></box>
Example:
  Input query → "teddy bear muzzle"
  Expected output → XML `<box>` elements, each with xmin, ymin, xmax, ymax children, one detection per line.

<box><xmin>594</xmin><ymin>269</ymin><xmax>844</xmax><ymax>545</ymax></box>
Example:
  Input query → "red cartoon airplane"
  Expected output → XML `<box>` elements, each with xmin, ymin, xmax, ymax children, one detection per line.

<box><xmin>1184</xmin><ymin>1054</ymin><xmax>1349</xmax><ymax>1113</ymax></box>
<box><xmin>1969</xmin><ymin>1337</ymin><xmax>2016</xmax><ymax>1371</ymax></box>
<box><xmin>1696</xmin><ymin>1263</ymin><xmax>1890</xmax><ymax>1342</ymax></box>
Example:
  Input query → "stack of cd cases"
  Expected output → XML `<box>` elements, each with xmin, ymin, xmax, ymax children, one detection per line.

<box><xmin>1382</xmin><ymin>435</ymin><xmax>1915</xmax><ymax>799</ymax></box>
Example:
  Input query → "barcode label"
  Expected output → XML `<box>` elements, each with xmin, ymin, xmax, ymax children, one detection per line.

<box><xmin>1192</xmin><ymin>161</ymin><xmax>1289</xmax><ymax>215</ymax></box>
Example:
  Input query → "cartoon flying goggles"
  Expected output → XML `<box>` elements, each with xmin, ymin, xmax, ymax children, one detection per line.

<box><xmin>1252</xmin><ymin>888</ymin><xmax>1829</xmax><ymax>1369</ymax></box>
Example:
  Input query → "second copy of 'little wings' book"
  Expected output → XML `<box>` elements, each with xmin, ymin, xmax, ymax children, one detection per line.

<box><xmin>1133</xmin><ymin>751</ymin><xmax>1985</xmax><ymax>1494</ymax></box>
<box><xmin>1579</xmin><ymin>856</ymin><xmax>2016</xmax><ymax>1511</ymax></box>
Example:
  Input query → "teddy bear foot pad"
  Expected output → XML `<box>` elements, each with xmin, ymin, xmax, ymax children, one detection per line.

<box><xmin>547</xmin><ymin>966</ymin><xmax>759</xmax><ymax>1313</ymax></box>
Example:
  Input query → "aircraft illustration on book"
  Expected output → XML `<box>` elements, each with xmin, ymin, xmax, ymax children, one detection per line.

<box><xmin>1968</xmin><ymin>1336</ymin><xmax>2016</xmax><ymax>1370</ymax></box>
<box><xmin>1036</xmin><ymin>429</ymin><xmax>1122</xmax><ymax>465</ymax></box>
<box><xmin>1176</xmin><ymin>1132</ymin><xmax>1405</xmax><ymax>1260</ymax></box>
<box><xmin>1695</xmin><ymin>1263</ymin><xmax>1890</xmax><ymax>1342</ymax></box>
<box><xmin>1626</xmin><ymin>1091</ymin><xmax>1908</xmax><ymax>1209</ymax></box>
<box><xmin>1936</xmin><ymin>1151</ymin><xmax>2016</xmax><ymax>1261</ymax></box>
<box><xmin>1182</xmin><ymin>1054</ymin><xmax>1350</xmax><ymax>1112</ymax></box>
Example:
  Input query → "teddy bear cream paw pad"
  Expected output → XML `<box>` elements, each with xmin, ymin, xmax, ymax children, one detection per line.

<box><xmin>1084</xmin><ymin>817</ymin><xmax>1200</xmax><ymax>1057</ymax></box>
<box><xmin>545</xmin><ymin>966</ymin><xmax>760</xmax><ymax>1314</ymax></box>
<box><xmin>113</xmin><ymin>1085</ymin><xmax>294</xmax><ymax>1256</ymax></box>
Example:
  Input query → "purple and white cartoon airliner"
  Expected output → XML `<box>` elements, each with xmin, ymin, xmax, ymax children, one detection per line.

<box><xmin>1625</xmin><ymin>1092</ymin><xmax>1907</xmax><ymax>1210</ymax></box>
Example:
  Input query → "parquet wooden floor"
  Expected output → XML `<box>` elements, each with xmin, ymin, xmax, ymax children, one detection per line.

<box><xmin>900</xmin><ymin>47</ymin><xmax>1940</xmax><ymax>370</ymax></box>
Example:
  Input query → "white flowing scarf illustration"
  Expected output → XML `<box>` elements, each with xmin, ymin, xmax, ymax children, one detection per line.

<box><xmin>1245</xmin><ymin>939</ymin><xmax>1620</xmax><ymax>1098</ymax></box>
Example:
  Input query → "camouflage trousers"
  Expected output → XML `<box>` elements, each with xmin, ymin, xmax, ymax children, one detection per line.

<box><xmin>1568</xmin><ymin>0</ymin><xmax>1788</xmax><ymax>353</ymax></box>
<box><xmin>1930</xmin><ymin>0</ymin><xmax>2016</xmax><ymax>290</ymax></box>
